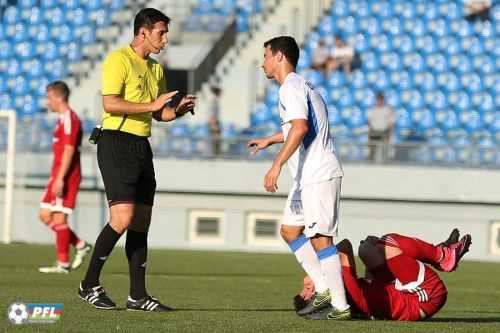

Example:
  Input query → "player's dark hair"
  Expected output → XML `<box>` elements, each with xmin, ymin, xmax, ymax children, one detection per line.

<box><xmin>47</xmin><ymin>81</ymin><xmax>70</xmax><ymax>101</ymax></box>
<box><xmin>263</xmin><ymin>36</ymin><xmax>300</xmax><ymax>68</ymax></box>
<box><xmin>134</xmin><ymin>8</ymin><xmax>171</xmax><ymax>36</ymax></box>
<box><xmin>376</xmin><ymin>92</ymin><xmax>385</xmax><ymax>100</ymax></box>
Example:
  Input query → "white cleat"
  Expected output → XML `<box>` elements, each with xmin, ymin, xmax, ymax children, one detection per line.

<box><xmin>71</xmin><ymin>243</ymin><xmax>92</xmax><ymax>270</ymax></box>
<box><xmin>38</xmin><ymin>264</ymin><xmax>70</xmax><ymax>274</ymax></box>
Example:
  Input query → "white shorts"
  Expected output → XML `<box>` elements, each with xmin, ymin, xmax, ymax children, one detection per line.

<box><xmin>282</xmin><ymin>177</ymin><xmax>342</xmax><ymax>238</ymax></box>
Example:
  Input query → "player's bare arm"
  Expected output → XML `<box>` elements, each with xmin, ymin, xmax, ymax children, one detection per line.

<box><xmin>152</xmin><ymin>95</ymin><xmax>197</xmax><ymax>122</ymax></box>
<box><xmin>246</xmin><ymin>132</ymin><xmax>284</xmax><ymax>154</ymax></box>
<box><xmin>102</xmin><ymin>90</ymin><xmax>179</xmax><ymax>115</ymax></box>
<box><xmin>264</xmin><ymin>119</ymin><xmax>308</xmax><ymax>192</ymax></box>
<box><xmin>51</xmin><ymin>144</ymin><xmax>76</xmax><ymax>197</ymax></box>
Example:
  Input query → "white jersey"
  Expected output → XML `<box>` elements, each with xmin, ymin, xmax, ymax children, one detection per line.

<box><xmin>278</xmin><ymin>72</ymin><xmax>343</xmax><ymax>186</ymax></box>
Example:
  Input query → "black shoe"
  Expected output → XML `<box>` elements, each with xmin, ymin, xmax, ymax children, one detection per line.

<box><xmin>126</xmin><ymin>295</ymin><xmax>173</xmax><ymax>312</ymax></box>
<box><xmin>437</xmin><ymin>228</ymin><xmax>460</xmax><ymax>247</ymax></box>
<box><xmin>296</xmin><ymin>290</ymin><xmax>331</xmax><ymax>316</ymax></box>
<box><xmin>78</xmin><ymin>283</ymin><xmax>116</xmax><ymax>310</ymax></box>
<box><xmin>293</xmin><ymin>294</ymin><xmax>308</xmax><ymax>312</ymax></box>
<box><xmin>304</xmin><ymin>304</ymin><xmax>352</xmax><ymax>320</ymax></box>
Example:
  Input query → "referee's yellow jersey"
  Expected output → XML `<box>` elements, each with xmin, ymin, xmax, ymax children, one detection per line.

<box><xmin>101</xmin><ymin>45</ymin><xmax>167</xmax><ymax>137</ymax></box>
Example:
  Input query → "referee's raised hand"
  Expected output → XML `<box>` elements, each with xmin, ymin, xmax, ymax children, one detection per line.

<box><xmin>152</xmin><ymin>90</ymin><xmax>179</xmax><ymax>111</ymax></box>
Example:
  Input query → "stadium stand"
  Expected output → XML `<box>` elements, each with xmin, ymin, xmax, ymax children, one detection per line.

<box><xmin>249</xmin><ymin>0</ymin><xmax>499</xmax><ymax>165</ymax></box>
<box><xmin>184</xmin><ymin>0</ymin><xmax>264</xmax><ymax>33</ymax></box>
<box><xmin>0</xmin><ymin>0</ymin><xmax>134</xmax><ymax>116</ymax></box>
<box><xmin>1</xmin><ymin>0</ymin><xmax>498</xmax><ymax>166</ymax></box>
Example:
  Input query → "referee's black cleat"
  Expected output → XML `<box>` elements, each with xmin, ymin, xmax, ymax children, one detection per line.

<box><xmin>126</xmin><ymin>295</ymin><xmax>173</xmax><ymax>312</ymax></box>
<box><xmin>78</xmin><ymin>283</ymin><xmax>116</xmax><ymax>310</ymax></box>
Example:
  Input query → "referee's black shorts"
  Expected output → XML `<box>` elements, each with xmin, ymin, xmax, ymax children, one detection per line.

<box><xmin>97</xmin><ymin>130</ymin><xmax>156</xmax><ymax>206</ymax></box>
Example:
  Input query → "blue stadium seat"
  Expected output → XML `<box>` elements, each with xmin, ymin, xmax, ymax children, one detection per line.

<box><xmin>64</xmin><ymin>0</ymin><xmax>80</xmax><ymax>10</ymax></box>
<box><xmin>361</xmin><ymin>51</ymin><xmax>380</xmax><ymax>71</ymax></box>
<box><xmin>0</xmin><ymin>40</ymin><xmax>13</xmax><ymax>60</ymax></box>
<box><xmin>5</xmin><ymin>59</ymin><xmax>21</xmax><ymax>78</ymax></box>
<box><xmin>392</xmin><ymin>34</ymin><xmax>414</xmax><ymax>54</ymax></box>
<box><xmin>414</xmin><ymin>72</ymin><xmax>436</xmax><ymax>91</ymax></box>
<box><xmin>415</xmin><ymin>35</ymin><xmax>437</xmax><ymax>54</ymax></box>
<box><xmin>26</xmin><ymin>59</ymin><xmax>44</xmax><ymax>78</ymax></box>
<box><xmin>34</xmin><ymin>24</ymin><xmax>51</xmax><ymax>43</ymax></box>
<box><xmin>46</xmin><ymin>7</ymin><xmax>65</xmax><ymax>26</ymax></box>
<box><xmin>19</xmin><ymin>0</ymin><xmax>37</xmax><ymax>7</ymax></box>
<box><xmin>0</xmin><ymin>93</ymin><xmax>14</xmax><ymax>109</ymax></box>
<box><xmin>326</xmin><ymin>71</ymin><xmax>345</xmax><ymax>89</ymax></box>
<box><xmin>349</xmin><ymin>71</ymin><xmax>365</xmax><ymax>89</ymax></box>
<box><xmin>438</xmin><ymin>36</ymin><xmax>460</xmax><ymax>56</ymax></box>
<box><xmin>40</xmin><ymin>0</ymin><xmax>58</xmax><ymax>9</ymax></box>
<box><xmin>358</xmin><ymin>17</ymin><xmax>381</xmax><ymax>36</ymax></box>
<box><xmin>26</xmin><ymin>7</ymin><xmax>44</xmax><ymax>26</ymax></box>
<box><xmin>328</xmin><ymin>104</ymin><xmax>342</xmax><ymax>126</ymax></box>
<box><xmin>404</xmin><ymin>19</ymin><xmax>426</xmax><ymax>37</ymax></box>
<box><xmin>86</xmin><ymin>0</ymin><xmax>104</xmax><ymax>11</ymax></box>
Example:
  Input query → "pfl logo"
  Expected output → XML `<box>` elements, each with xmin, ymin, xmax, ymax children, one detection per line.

<box><xmin>7</xmin><ymin>302</ymin><xmax>62</xmax><ymax>324</ymax></box>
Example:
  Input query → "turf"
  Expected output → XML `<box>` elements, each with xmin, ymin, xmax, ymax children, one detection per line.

<box><xmin>1</xmin><ymin>244</ymin><xmax>499</xmax><ymax>333</ymax></box>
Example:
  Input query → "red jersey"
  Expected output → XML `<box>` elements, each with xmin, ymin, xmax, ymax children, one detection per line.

<box><xmin>51</xmin><ymin>109</ymin><xmax>82</xmax><ymax>176</ymax></box>
<box><xmin>343</xmin><ymin>262</ymin><xmax>447</xmax><ymax>321</ymax></box>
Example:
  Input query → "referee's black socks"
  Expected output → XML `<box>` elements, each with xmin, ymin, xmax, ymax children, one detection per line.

<box><xmin>82</xmin><ymin>223</ymin><xmax>122</xmax><ymax>289</ymax></box>
<box><xmin>125</xmin><ymin>230</ymin><xmax>148</xmax><ymax>300</ymax></box>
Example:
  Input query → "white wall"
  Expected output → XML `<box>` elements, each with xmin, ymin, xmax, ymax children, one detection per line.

<box><xmin>1</xmin><ymin>154</ymin><xmax>500</xmax><ymax>261</ymax></box>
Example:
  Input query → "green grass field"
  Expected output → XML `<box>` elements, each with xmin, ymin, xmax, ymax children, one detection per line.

<box><xmin>1</xmin><ymin>244</ymin><xmax>499</xmax><ymax>333</ymax></box>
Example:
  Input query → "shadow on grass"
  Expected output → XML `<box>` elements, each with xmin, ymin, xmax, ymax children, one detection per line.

<box><xmin>429</xmin><ymin>317</ymin><xmax>500</xmax><ymax>323</ymax></box>
<box><xmin>108</xmin><ymin>271</ymin><xmax>296</xmax><ymax>278</ymax></box>
<box><xmin>116</xmin><ymin>307</ymin><xmax>295</xmax><ymax>312</ymax></box>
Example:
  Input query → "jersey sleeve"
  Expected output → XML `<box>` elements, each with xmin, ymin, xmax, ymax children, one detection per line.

<box><xmin>102</xmin><ymin>51</ymin><xmax>128</xmax><ymax>96</ymax></box>
<box><xmin>280</xmin><ymin>84</ymin><xmax>308</xmax><ymax>123</ymax></box>
<box><xmin>61</xmin><ymin>113</ymin><xmax>81</xmax><ymax>146</ymax></box>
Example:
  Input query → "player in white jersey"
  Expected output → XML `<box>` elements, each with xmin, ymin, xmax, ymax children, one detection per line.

<box><xmin>247</xmin><ymin>36</ymin><xmax>350</xmax><ymax>320</ymax></box>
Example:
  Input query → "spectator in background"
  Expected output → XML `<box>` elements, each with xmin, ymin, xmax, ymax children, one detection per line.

<box><xmin>209</xmin><ymin>86</ymin><xmax>222</xmax><ymax>156</ymax></box>
<box><xmin>464</xmin><ymin>0</ymin><xmax>491</xmax><ymax>21</ymax></box>
<box><xmin>325</xmin><ymin>36</ymin><xmax>354</xmax><ymax>76</ymax></box>
<box><xmin>311</xmin><ymin>39</ymin><xmax>329</xmax><ymax>72</ymax></box>
<box><xmin>367</xmin><ymin>93</ymin><xmax>395</xmax><ymax>161</ymax></box>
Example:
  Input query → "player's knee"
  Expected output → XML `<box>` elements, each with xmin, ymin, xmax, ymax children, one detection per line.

<box><xmin>38</xmin><ymin>209</ymin><xmax>51</xmax><ymax>224</ymax></box>
<box><xmin>280</xmin><ymin>225</ymin><xmax>302</xmax><ymax>243</ymax></box>
<box><xmin>109</xmin><ymin>213</ymin><xmax>133</xmax><ymax>234</ymax></box>
<box><xmin>51</xmin><ymin>212</ymin><xmax>67</xmax><ymax>224</ymax></box>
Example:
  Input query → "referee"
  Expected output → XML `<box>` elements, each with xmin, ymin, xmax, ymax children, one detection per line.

<box><xmin>79</xmin><ymin>8</ymin><xmax>195</xmax><ymax>311</ymax></box>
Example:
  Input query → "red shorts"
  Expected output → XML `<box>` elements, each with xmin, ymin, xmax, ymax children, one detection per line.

<box><xmin>342</xmin><ymin>262</ymin><xmax>447</xmax><ymax>321</ymax></box>
<box><xmin>40</xmin><ymin>171</ymin><xmax>81</xmax><ymax>215</ymax></box>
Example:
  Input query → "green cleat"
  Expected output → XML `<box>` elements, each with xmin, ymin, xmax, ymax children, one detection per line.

<box><xmin>304</xmin><ymin>304</ymin><xmax>351</xmax><ymax>320</ymax></box>
<box><xmin>296</xmin><ymin>289</ymin><xmax>331</xmax><ymax>316</ymax></box>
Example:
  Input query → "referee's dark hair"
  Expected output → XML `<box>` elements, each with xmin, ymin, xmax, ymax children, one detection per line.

<box><xmin>47</xmin><ymin>81</ymin><xmax>70</xmax><ymax>102</ymax></box>
<box><xmin>134</xmin><ymin>8</ymin><xmax>171</xmax><ymax>35</ymax></box>
<box><xmin>264</xmin><ymin>36</ymin><xmax>300</xmax><ymax>68</ymax></box>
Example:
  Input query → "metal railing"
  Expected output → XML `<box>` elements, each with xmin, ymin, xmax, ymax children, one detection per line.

<box><xmin>145</xmin><ymin>135</ymin><xmax>500</xmax><ymax>169</ymax></box>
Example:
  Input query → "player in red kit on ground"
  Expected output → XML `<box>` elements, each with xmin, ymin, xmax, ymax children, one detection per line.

<box><xmin>38</xmin><ymin>81</ymin><xmax>91</xmax><ymax>274</ymax></box>
<box><xmin>295</xmin><ymin>229</ymin><xmax>471</xmax><ymax>321</ymax></box>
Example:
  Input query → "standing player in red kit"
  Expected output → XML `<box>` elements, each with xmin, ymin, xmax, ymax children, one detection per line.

<box><xmin>38</xmin><ymin>81</ymin><xmax>91</xmax><ymax>274</ymax></box>
<box><xmin>296</xmin><ymin>229</ymin><xmax>471</xmax><ymax>321</ymax></box>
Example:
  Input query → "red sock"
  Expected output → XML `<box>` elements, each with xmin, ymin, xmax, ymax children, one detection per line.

<box><xmin>47</xmin><ymin>222</ymin><xmax>70</xmax><ymax>265</ymax></box>
<box><xmin>385</xmin><ymin>254</ymin><xmax>421</xmax><ymax>285</ymax></box>
<box><xmin>380</xmin><ymin>233</ymin><xmax>442</xmax><ymax>264</ymax></box>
